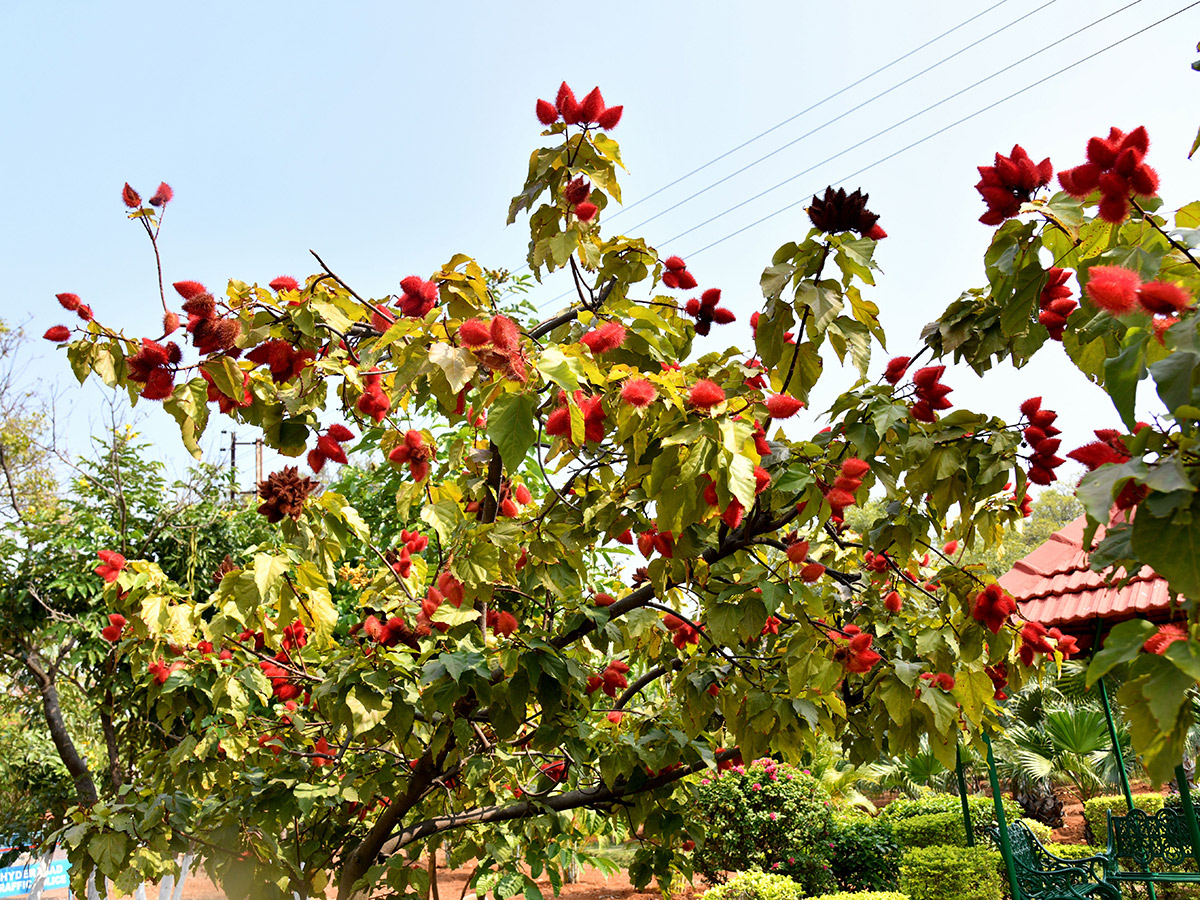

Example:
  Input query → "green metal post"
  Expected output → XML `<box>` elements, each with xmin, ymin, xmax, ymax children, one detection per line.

<box><xmin>1175</xmin><ymin>763</ymin><xmax>1200</xmax><ymax>871</ymax></box>
<box><xmin>956</xmin><ymin>743</ymin><xmax>975</xmax><ymax>847</ymax></box>
<box><xmin>1094</xmin><ymin>617</ymin><xmax>1135</xmax><ymax>812</ymax></box>
<box><xmin>984</xmin><ymin>732</ymin><xmax>1021</xmax><ymax>900</ymax></box>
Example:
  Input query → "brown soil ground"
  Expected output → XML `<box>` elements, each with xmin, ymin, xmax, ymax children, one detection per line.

<box><xmin>33</xmin><ymin>861</ymin><xmax>669</xmax><ymax>900</ymax></box>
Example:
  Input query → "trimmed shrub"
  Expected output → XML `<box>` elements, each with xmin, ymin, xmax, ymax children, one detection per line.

<box><xmin>810</xmin><ymin>893</ymin><xmax>909</xmax><ymax>900</ymax></box>
<box><xmin>698</xmin><ymin>871</ymin><xmax>805</xmax><ymax>900</ymax></box>
<box><xmin>694</xmin><ymin>759</ymin><xmax>836</xmax><ymax>893</ymax></box>
<box><xmin>829</xmin><ymin>816</ymin><xmax>900</xmax><ymax>891</ymax></box>
<box><xmin>899</xmin><ymin>846</ymin><xmax>1003</xmax><ymax>900</ymax></box>
<box><xmin>879</xmin><ymin>793</ymin><xmax>1021</xmax><ymax>842</ymax></box>
<box><xmin>1083</xmin><ymin>794</ymin><xmax>1164</xmax><ymax>846</ymax></box>
<box><xmin>892</xmin><ymin>812</ymin><xmax>968</xmax><ymax>849</ymax></box>
<box><xmin>1045</xmin><ymin>842</ymin><xmax>1104</xmax><ymax>860</ymax></box>
<box><xmin>1019</xmin><ymin>819</ymin><xmax>1053</xmax><ymax>844</ymax></box>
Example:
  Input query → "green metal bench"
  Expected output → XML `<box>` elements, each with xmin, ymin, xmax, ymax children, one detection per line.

<box><xmin>999</xmin><ymin>820</ymin><xmax>1120</xmax><ymax>900</ymax></box>
<box><xmin>1105</xmin><ymin>806</ymin><xmax>1200</xmax><ymax>892</ymax></box>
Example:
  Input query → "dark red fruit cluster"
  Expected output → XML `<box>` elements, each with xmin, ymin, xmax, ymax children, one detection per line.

<box><xmin>545</xmin><ymin>390</ymin><xmax>606</xmax><ymax>444</ymax></box>
<box><xmin>586</xmin><ymin>658</ymin><xmax>631</xmax><ymax>696</ymax></box>
<box><xmin>126</xmin><ymin>338</ymin><xmax>182</xmax><ymax>400</ymax></box>
<box><xmin>175</xmin><ymin>280</ymin><xmax>241</xmax><ymax>356</ymax></box>
<box><xmin>663</xmin><ymin>613</ymin><xmax>702</xmax><ymax>649</ymax></box>
<box><xmin>1067</xmin><ymin>427</ymin><xmax>1148</xmax><ymax>510</ymax></box>
<box><xmin>564</xmin><ymin>176</ymin><xmax>599</xmax><ymax>223</ymax></box>
<box><xmin>257</xmin><ymin>466</ymin><xmax>319</xmax><ymax>523</ymax></box>
<box><xmin>356</xmin><ymin>368</ymin><xmax>391</xmax><ymax>422</ymax></box>
<box><xmin>684</xmin><ymin>288</ymin><xmax>735</xmax><ymax>336</ymax></box>
<box><xmin>1019</xmin><ymin>621</ymin><xmax>1078</xmax><ymax>666</ymax></box>
<box><xmin>825</xmin><ymin>457</ymin><xmax>869</xmax><ymax>516</ymax></box>
<box><xmin>1059</xmin><ymin>126</ymin><xmax>1158</xmax><ymax>223</ymax></box>
<box><xmin>975</xmin><ymin>145</ymin><xmax>1053</xmax><ymax>225</ymax></box>
<box><xmin>971</xmin><ymin>583</ymin><xmax>1016</xmax><ymax>634</ymax></box>
<box><xmin>829</xmin><ymin>624</ymin><xmax>881</xmax><ymax>673</ymax></box>
<box><xmin>808</xmin><ymin>187</ymin><xmax>886</xmax><ymax>239</ymax></box>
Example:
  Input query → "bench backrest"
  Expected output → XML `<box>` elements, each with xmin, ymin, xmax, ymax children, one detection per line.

<box><xmin>1108</xmin><ymin>807</ymin><xmax>1200</xmax><ymax>872</ymax></box>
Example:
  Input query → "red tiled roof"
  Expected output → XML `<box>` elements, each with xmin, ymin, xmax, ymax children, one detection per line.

<box><xmin>999</xmin><ymin>513</ymin><xmax>1173</xmax><ymax>631</ymax></box>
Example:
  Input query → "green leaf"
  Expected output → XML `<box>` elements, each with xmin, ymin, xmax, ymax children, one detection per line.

<box><xmin>432</xmin><ymin>604</ymin><xmax>481</xmax><ymax>627</ymax></box>
<box><xmin>252</xmin><ymin>553</ymin><xmax>288</xmax><ymax>603</ymax></box>
<box><xmin>1131</xmin><ymin>496</ymin><xmax>1200</xmax><ymax>598</ymax></box>
<box><xmin>1149</xmin><ymin>351</ymin><xmax>1200</xmax><ymax>415</ymax></box>
<box><xmin>487</xmin><ymin>393</ymin><xmax>537</xmax><ymax>474</ymax></box>
<box><xmin>428</xmin><ymin>342</ymin><xmax>477</xmax><ymax>394</ymax></box>
<box><xmin>536</xmin><ymin>346</ymin><xmax>582</xmax><ymax>391</ymax></box>
<box><xmin>162</xmin><ymin>378</ymin><xmax>210</xmax><ymax>459</ymax></box>
<box><xmin>1087</xmin><ymin>618</ymin><xmax>1157</xmax><ymax>684</ymax></box>
<box><xmin>440</xmin><ymin>650</ymin><xmax>487</xmax><ymax>683</ymax></box>
<box><xmin>345</xmin><ymin>685</ymin><xmax>392</xmax><ymax>736</ymax></box>
<box><xmin>200</xmin><ymin>356</ymin><xmax>245</xmax><ymax>401</ymax></box>
<box><xmin>1104</xmin><ymin>328</ymin><xmax>1148</xmax><ymax>430</ymax></box>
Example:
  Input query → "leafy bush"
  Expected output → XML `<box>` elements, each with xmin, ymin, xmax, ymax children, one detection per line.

<box><xmin>810</xmin><ymin>893</ymin><xmax>909</xmax><ymax>900</ymax></box>
<box><xmin>879</xmin><ymin>793</ymin><xmax>1021</xmax><ymax>842</ymax></box>
<box><xmin>828</xmin><ymin>815</ymin><xmax>900</xmax><ymax>891</ymax></box>
<box><xmin>1045</xmin><ymin>842</ymin><xmax>1104</xmax><ymax>860</ymax></box>
<box><xmin>892</xmin><ymin>812</ymin><xmax>968</xmax><ymax>849</ymax></box>
<box><xmin>1083</xmin><ymin>794</ymin><xmax>1164</xmax><ymax>846</ymax></box>
<box><xmin>694</xmin><ymin>759</ymin><xmax>836</xmax><ymax>893</ymax></box>
<box><xmin>698</xmin><ymin>871</ymin><xmax>805</xmax><ymax>900</ymax></box>
<box><xmin>899</xmin><ymin>846</ymin><xmax>1003</xmax><ymax>900</ymax></box>
<box><xmin>1019</xmin><ymin>819</ymin><xmax>1053</xmax><ymax>844</ymax></box>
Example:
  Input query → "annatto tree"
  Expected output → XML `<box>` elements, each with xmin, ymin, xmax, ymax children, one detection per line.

<box><xmin>43</xmin><ymin>81</ymin><xmax>1200</xmax><ymax>899</ymax></box>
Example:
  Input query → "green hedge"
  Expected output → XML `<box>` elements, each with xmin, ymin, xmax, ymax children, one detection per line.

<box><xmin>698</xmin><ymin>871</ymin><xmax>805</xmax><ymax>900</ymax></box>
<box><xmin>899</xmin><ymin>846</ymin><xmax>1003</xmax><ymax>900</ymax></box>
<box><xmin>1083</xmin><ymin>794</ymin><xmax>1164</xmax><ymax>846</ymax></box>
<box><xmin>1045</xmin><ymin>842</ymin><xmax>1103</xmax><ymax>860</ymax></box>
<box><xmin>880</xmin><ymin>793</ymin><xmax>1021</xmax><ymax>841</ymax></box>
<box><xmin>829</xmin><ymin>816</ymin><xmax>900</xmax><ymax>891</ymax></box>
<box><xmin>1019</xmin><ymin>819</ymin><xmax>1053</xmax><ymax>844</ymax></box>
<box><xmin>892</xmin><ymin>812</ymin><xmax>968</xmax><ymax>849</ymax></box>
<box><xmin>810</xmin><ymin>893</ymin><xmax>909</xmax><ymax>900</ymax></box>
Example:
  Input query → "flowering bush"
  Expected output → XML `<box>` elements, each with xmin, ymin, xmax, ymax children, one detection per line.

<box><xmin>693</xmin><ymin>760</ymin><xmax>836</xmax><ymax>893</ymax></box>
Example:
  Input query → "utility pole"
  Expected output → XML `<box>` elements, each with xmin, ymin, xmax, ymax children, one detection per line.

<box><xmin>223</xmin><ymin>431</ymin><xmax>266</xmax><ymax>500</ymax></box>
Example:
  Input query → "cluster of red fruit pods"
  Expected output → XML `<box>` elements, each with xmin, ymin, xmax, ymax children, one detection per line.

<box><xmin>784</xmin><ymin>537</ymin><xmax>825</xmax><ymax>583</ymax></box>
<box><xmin>259</xmin><ymin>619</ymin><xmax>309</xmax><ymax>701</ymax></box>
<box><xmin>387</xmin><ymin>429</ymin><xmax>435</xmax><ymax>482</ymax></box>
<box><xmin>828</xmin><ymin>625</ymin><xmax>881</xmax><ymax>674</ymax></box>
<box><xmin>824</xmin><ymin>457</ymin><xmax>870</xmax><ymax>518</ymax></box>
<box><xmin>308</xmin><ymin>424</ymin><xmax>356</xmax><ymax>474</ymax></box>
<box><xmin>1019</xmin><ymin>398</ymin><xmax>1064</xmax><ymax>486</ymax></box>
<box><xmin>662</xmin><ymin>613</ymin><xmax>702</xmax><ymax>649</ymax></box>
<box><xmin>974</xmin><ymin>145</ymin><xmax>1053</xmax><ymax>225</ymax></box>
<box><xmin>1038</xmin><ymin>268</ymin><xmax>1077</xmax><ymax>341</ymax></box>
<box><xmin>585</xmin><ymin>658</ymin><xmax>631</xmax><ymax>697</ymax></box>
<box><xmin>94</xmin><ymin>549</ymin><xmax>126</xmax><ymax>584</ymax></box>
<box><xmin>545</xmin><ymin>389</ymin><xmax>607</xmax><ymax>444</ymax></box>
<box><xmin>1067</xmin><ymin>427</ymin><xmax>1146</xmax><ymax>510</ymax></box>
<box><xmin>1059</xmin><ymin>126</ymin><xmax>1158</xmax><ymax>222</ymax></box>
<box><xmin>1018</xmin><ymin>621</ymin><xmax>1078</xmax><ymax>666</ymax></box>
<box><xmin>1083</xmin><ymin>265</ymin><xmax>1193</xmax><ymax>344</ymax></box>
<box><xmin>564</xmin><ymin>176</ymin><xmax>599</xmax><ymax>223</ymax></box>
<box><xmin>535</xmin><ymin>82</ymin><xmax>623</xmax><ymax>130</ymax></box>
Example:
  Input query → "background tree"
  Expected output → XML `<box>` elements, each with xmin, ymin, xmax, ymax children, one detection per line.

<box><xmin>39</xmin><ymin>81</ymin><xmax>1200</xmax><ymax>900</ymax></box>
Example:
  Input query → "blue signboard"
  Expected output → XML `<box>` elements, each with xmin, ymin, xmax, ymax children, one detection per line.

<box><xmin>0</xmin><ymin>857</ymin><xmax>70</xmax><ymax>897</ymax></box>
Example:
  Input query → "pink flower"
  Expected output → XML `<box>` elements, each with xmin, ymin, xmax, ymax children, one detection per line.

<box><xmin>769</xmin><ymin>812</ymin><xmax>778</xmax><ymax>820</ymax></box>
<box><xmin>751</xmin><ymin>783</ymin><xmax>762</xmax><ymax>791</ymax></box>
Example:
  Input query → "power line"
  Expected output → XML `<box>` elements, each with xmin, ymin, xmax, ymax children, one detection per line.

<box><xmin>621</xmin><ymin>0</ymin><xmax>1062</xmax><ymax>234</ymax></box>
<box><xmin>530</xmin><ymin>0</ymin><xmax>1170</xmax><ymax>313</ymax></box>
<box><xmin>607</xmin><ymin>0</ymin><xmax>1018</xmax><ymax>223</ymax></box>
<box><xmin>658</xmin><ymin>0</ymin><xmax>1147</xmax><ymax>247</ymax></box>
<box><xmin>681</xmin><ymin>0</ymin><xmax>1199</xmax><ymax>259</ymax></box>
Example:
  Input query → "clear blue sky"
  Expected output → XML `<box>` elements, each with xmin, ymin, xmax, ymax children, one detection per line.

<box><xmin>3</xmin><ymin>0</ymin><xmax>1199</xmax><ymax>489</ymax></box>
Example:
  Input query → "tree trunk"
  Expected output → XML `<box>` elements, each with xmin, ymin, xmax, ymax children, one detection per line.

<box><xmin>22</xmin><ymin>649</ymin><xmax>98</xmax><ymax>805</ymax></box>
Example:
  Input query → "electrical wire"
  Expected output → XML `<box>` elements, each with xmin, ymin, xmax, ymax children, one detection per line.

<box><xmin>529</xmin><ymin>0</ymin><xmax>1182</xmax><ymax>313</ymax></box>
<box><xmin>621</xmin><ymin>0</ymin><xmax>1063</xmax><ymax>234</ymax></box>
<box><xmin>607</xmin><ymin>0</ymin><xmax>1018</xmax><ymax>222</ymax></box>
<box><xmin>681</xmin><ymin>0</ymin><xmax>1199</xmax><ymax>259</ymax></box>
